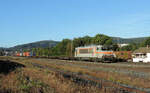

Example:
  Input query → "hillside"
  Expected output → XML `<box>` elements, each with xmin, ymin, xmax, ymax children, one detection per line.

<box><xmin>9</xmin><ymin>40</ymin><xmax>59</xmax><ymax>51</ymax></box>
<box><xmin>7</xmin><ymin>37</ymin><xmax>149</xmax><ymax>51</ymax></box>
<box><xmin>112</xmin><ymin>37</ymin><xmax>148</xmax><ymax>44</ymax></box>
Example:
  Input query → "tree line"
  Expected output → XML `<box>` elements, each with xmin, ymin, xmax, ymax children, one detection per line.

<box><xmin>31</xmin><ymin>34</ymin><xmax>114</xmax><ymax>57</ymax></box>
<box><xmin>29</xmin><ymin>34</ymin><xmax>150</xmax><ymax>57</ymax></box>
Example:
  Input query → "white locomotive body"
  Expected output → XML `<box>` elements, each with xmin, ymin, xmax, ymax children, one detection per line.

<box><xmin>75</xmin><ymin>45</ymin><xmax>115</xmax><ymax>61</ymax></box>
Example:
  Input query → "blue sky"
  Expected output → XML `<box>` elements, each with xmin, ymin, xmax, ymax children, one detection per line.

<box><xmin>0</xmin><ymin>0</ymin><xmax>150</xmax><ymax>47</ymax></box>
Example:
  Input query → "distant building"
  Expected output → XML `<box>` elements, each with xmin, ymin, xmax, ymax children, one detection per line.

<box><xmin>132</xmin><ymin>47</ymin><xmax>150</xmax><ymax>63</ymax></box>
<box><xmin>4</xmin><ymin>51</ymin><xmax>9</xmax><ymax>56</ymax></box>
<box><xmin>118</xmin><ymin>44</ymin><xmax>129</xmax><ymax>48</ymax></box>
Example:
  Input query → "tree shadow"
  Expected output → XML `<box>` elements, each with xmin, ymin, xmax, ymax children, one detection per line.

<box><xmin>0</xmin><ymin>60</ymin><xmax>25</xmax><ymax>74</ymax></box>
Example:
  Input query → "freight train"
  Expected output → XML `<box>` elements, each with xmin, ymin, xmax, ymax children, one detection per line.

<box><xmin>14</xmin><ymin>45</ymin><xmax>132</xmax><ymax>62</ymax></box>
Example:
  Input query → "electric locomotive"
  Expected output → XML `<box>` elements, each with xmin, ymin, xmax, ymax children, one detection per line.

<box><xmin>75</xmin><ymin>45</ymin><xmax>116</xmax><ymax>62</ymax></box>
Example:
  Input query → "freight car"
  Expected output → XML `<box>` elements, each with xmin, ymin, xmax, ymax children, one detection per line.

<box><xmin>114</xmin><ymin>51</ymin><xmax>132</xmax><ymax>61</ymax></box>
<box><xmin>16</xmin><ymin>52</ymin><xmax>21</xmax><ymax>57</ymax></box>
<box><xmin>15</xmin><ymin>52</ymin><xmax>36</xmax><ymax>57</ymax></box>
<box><xmin>74</xmin><ymin>45</ymin><xmax>116</xmax><ymax>62</ymax></box>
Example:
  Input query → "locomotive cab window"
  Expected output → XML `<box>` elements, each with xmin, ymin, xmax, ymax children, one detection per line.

<box><xmin>79</xmin><ymin>49</ymin><xmax>88</xmax><ymax>54</ymax></box>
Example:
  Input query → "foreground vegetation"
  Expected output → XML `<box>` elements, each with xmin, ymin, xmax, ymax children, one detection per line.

<box><xmin>0</xmin><ymin>57</ymin><xmax>103</xmax><ymax>93</ymax></box>
<box><xmin>0</xmin><ymin>56</ymin><xmax>150</xmax><ymax>93</ymax></box>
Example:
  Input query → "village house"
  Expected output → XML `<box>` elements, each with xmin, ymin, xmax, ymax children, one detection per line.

<box><xmin>132</xmin><ymin>46</ymin><xmax>150</xmax><ymax>63</ymax></box>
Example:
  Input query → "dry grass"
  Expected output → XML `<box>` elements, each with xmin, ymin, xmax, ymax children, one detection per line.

<box><xmin>0</xmin><ymin>57</ymin><xmax>103</xmax><ymax>93</ymax></box>
<box><xmin>22</xmin><ymin>66</ymin><xmax>102</xmax><ymax>93</ymax></box>
<box><xmin>0</xmin><ymin>56</ymin><xmax>150</xmax><ymax>93</ymax></box>
<box><xmin>25</xmin><ymin>58</ymin><xmax>150</xmax><ymax>88</ymax></box>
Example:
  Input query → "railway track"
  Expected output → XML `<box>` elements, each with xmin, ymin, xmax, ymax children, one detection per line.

<box><xmin>36</xmin><ymin>58</ymin><xmax>150</xmax><ymax>79</ymax></box>
<box><xmin>29</xmin><ymin>61</ymin><xmax>150</xmax><ymax>93</ymax></box>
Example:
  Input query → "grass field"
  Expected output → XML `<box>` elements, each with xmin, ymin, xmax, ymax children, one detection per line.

<box><xmin>0</xmin><ymin>56</ymin><xmax>150</xmax><ymax>93</ymax></box>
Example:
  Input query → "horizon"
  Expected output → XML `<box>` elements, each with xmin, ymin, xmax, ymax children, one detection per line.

<box><xmin>1</xmin><ymin>35</ymin><xmax>149</xmax><ymax>48</ymax></box>
<box><xmin>1</xmin><ymin>0</ymin><xmax>150</xmax><ymax>47</ymax></box>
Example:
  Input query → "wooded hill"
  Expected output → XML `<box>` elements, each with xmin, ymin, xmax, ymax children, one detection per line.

<box><xmin>5</xmin><ymin>36</ymin><xmax>149</xmax><ymax>51</ymax></box>
<box><xmin>112</xmin><ymin>37</ymin><xmax>148</xmax><ymax>44</ymax></box>
<box><xmin>8</xmin><ymin>40</ymin><xmax>59</xmax><ymax>51</ymax></box>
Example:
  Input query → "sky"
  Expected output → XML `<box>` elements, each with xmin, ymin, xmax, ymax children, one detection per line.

<box><xmin>0</xmin><ymin>0</ymin><xmax>150</xmax><ymax>47</ymax></box>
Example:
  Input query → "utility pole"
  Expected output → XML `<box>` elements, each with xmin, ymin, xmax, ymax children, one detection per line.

<box><xmin>71</xmin><ymin>41</ymin><xmax>73</xmax><ymax>57</ymax></box>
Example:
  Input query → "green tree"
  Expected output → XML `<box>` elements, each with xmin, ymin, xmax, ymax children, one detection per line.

<box><xmin>92</xmin><ymin>34</ymin><xmax>113</xmax><ymax>45</ymax></box>
<box><xmin>112</xmin><ymin>44</ymin><xmax>119</xmax><ymax>51</ymax></box>
<box><xmin>120</xmin><ymin>45</ymin><xmax>132</xmax><ymax>51</ymax></box>
<box><xmin>73</xmin><ymin>37</ymin><xmax>85</xmax><ymax>48</ymax></box>
<box><xmin>82</xmin><ymin>36</ymin><xmax>93</xmax><ymax>45</ymax></box>
<box><xmin>141</xmin><ymin>37</ymin><xmax>150</xmax><ymax>47</ymax></box>
<box><xmin>105</xmin><ymin>38</ymin><xmax>113</xmax><ymax>45</ymax></box>
<box><xmin>120</xmin><ymin>43</ymin><xmax>138</xmax><ymax>51</ymax></box>
<box><xmin>51</xmin><ymin>39</ymin><xmax>72</xmax><ymax>56</ymax></box>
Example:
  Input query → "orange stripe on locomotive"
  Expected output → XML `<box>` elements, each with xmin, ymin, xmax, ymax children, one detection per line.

<box><xmin>95</xmin><ymin>52</ymin><xmax>113</xmax><ymax>55</ymax></box>
<box><xmin>78</xmin><ymin>47</ymin><xmax>114</xmax><ymax>55</ymax></box>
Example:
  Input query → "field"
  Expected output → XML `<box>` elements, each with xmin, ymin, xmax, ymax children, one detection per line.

<box><xmin>0</xmin><ymin>56</ymin><xmax>150</xmax><ymax>93</ymax></box>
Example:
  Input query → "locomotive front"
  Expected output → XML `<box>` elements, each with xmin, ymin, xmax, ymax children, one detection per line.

<box><xmin>75</xmin><ymin>45</ymin><xmax>116</xmax><ymax>62</ymax></box>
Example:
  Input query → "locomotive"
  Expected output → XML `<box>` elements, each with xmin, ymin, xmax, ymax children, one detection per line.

<box><xmin>75</xmin><ymin>45</ymin><xmax>116</xmax><ymax>62</ymax></box>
